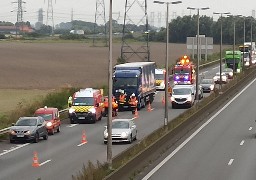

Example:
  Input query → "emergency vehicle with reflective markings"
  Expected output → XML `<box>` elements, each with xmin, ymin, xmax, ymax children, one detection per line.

<box><xmin>68</xmin><ymin>88</ymin><xmax>103</xmax><ymax>124</ymax></box>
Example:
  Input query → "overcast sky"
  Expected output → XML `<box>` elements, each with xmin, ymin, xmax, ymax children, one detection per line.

<box><xmin>0</xmin><ymin>0</ymin><xmax>255</xmax><ymax>27</ymax></box>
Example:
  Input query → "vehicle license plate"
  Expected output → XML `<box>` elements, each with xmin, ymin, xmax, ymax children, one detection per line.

<box><xmin>17</xmin><ymin>134</ymin><xmax>24</xmax><ymax>137</ymax></box>
<box><xmin>78</xmin><ymin>117</ymin><xmax>85</xmax><ymax>119</ymax></box>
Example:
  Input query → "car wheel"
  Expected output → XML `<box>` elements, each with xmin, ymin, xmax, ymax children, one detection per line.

<box><xmin>34</xmin><ymin>133</ymin><xmax>39</xmax><ymax>143</ymax></box>
<box><xmin>43</xmin><ymin>133</ymin><xmax>48</xmax><ymax>140</ymax></box>
<box><xmin>57</xmin><ymin>126</ymin><xmax>60</xmax><ymax>133</ymax></box>
<box><xmin>128</xmin><ymin>135</ymin><xmax>132</xmax><ymax>144</ymax></box>
<box><xmin>104</xmin><ymin>141</ymin><xmax>107</xmax><ymax>145</ymax></box>
<box><xmin>10</xmin><ymin>139</ymin><xmax>15</xmax><ymax>143</ymax></box>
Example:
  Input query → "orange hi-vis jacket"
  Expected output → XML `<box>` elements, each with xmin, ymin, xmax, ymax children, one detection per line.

<box><xmin>129</xmin><ymin>96</ymin><xmax>137</xmax><ymax>107</ymax></box>
<box><xmin>119</xmin><ymin>94</ymin><xmax>126</xmax><ymax>104</ymax></box>
<box><xmin>104</xmin><ymin>97</ymin><xmax>118</xmax><ymax>109</ymax></box>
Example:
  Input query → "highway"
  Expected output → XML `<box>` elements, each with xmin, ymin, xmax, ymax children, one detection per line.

<box><xmin>0</xmin><ymin>64</ymin><xmax>223</xmax><ymax>180</ymax></box>
<box><xmin>141</xmin><ymin>74</ymin><xmax>256</xmax><ymax>180</ymax></box>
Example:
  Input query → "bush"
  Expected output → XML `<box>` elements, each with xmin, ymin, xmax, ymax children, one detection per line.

<box><xmin>0</xmin><ymin>34</ymin><xmax>6</xmax><ymax>39</ymax></box>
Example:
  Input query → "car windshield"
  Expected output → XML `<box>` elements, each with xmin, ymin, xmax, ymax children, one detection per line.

<box><xmin>112</xmin><ymin>121</ymin><xmax>129</xmax><ymax>129</ymax></box>
<box><xmin>73</xmin><ymin>97</ymin><xmax>94</xmax><ymax>106</ymax></box>
<box><xmin>201</xmin><ymin>79</ymin><xmax>213</xmax><ymax>84</ymax></box>
<box><xmin>155</xmin><ymin>74</ymin><xmax>164</xmax><ymax>80</ymax></box>
<box><xmin>173</xmin><ymin>88</ymin><xmax>192</xmax><ymax>95</ymax></box>
<box><xmin>36</xmin><ymin>114</ymin><xmax>53</xmax><ymax>121</ymax></box>
<box><xmin>15</xmin><ymin>118</ymin><xmax>37</xmax><ymax>126</ymax></box>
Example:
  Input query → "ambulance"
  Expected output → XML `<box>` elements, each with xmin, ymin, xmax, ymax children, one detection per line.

<box><xmin>68</xmin><ymin>88</ymin><xmax>103</xmax><ymax>124</ymax></box>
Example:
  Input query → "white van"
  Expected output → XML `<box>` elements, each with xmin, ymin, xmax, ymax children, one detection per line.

<box><xmin>170</xmin><ymin>85</ymin><xmax>196</xmax><ymax>108</ymax></box>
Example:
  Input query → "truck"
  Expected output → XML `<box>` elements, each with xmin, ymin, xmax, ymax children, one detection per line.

<box><xmin>244</xmin><ymin>42</ymin><xmax>256</xmax><ymax>64</ymax></box>
<box><xmin>113</xmin><ymin>62</ymin><xmax>156</xmax><ymax>110</ymax></box>
<box><xmin>173</xmin><ymin>55</ymin><xmax>196</xmax><ymax>85</ymax></box>
<box><xmin>68</xmin><ymin>88</ymin><xmax>103</xmax><ymax>124</ymax></box>
<box><xmin>225</xmin><ymin>50</ymin><xmax>242</xmax><ymax>73</ymax></box>
<box><xmin>239</xmin><ymin>45</ymin><xmax>252</xmax><ymax>66</ymax></box>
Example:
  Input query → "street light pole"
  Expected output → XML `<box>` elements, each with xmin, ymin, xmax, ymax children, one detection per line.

<box><xmin>107</xmin><ymin>0</ymin><xmax>113</xmax><ymax>170</ymax></box>
<box><xmin>187</xmin><ymin>7</ymin><xmax>209</xmax><ymax>100</ymax></box>
<box><xmin>228</xmin><ymin>15</ymin><xmax>242</xmax><ymax>74</ymax></box>
<box><xmin>213</xmin><ymin>12</ymin><xmax>230</xmax><ymax>91</ymax></box>
<box><xmin>153</xmin><ymin>0</ymin><xmax>182</xmax><ymax>127</ymax></box>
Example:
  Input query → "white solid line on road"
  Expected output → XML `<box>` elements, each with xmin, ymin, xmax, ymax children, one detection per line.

<box><xmin>249</xmin><ymin>127</ymin><xmax>253</xmax><ymax>131</ymax></box>
<box><xmin>67</xmin><ymin>124</ymin><xmax>78</xmax><ymax>128</ymax></box>
<box><xmin>40</xmin><ymin>159</ymin><xmax>52</xmax><ymax>166</ymax></box>
<box><xmin>77</xmin><ymin>142</ymin><xmax>87</xmax><ymax>147</ymax></box>
<box><xmin>0</xmin><ymin>143</ymin><xmax>30</xmax><ymax>157</ymax></box>
<box><xmin>240</xmin><ymin>140</ymin><xmax>245</xmax><ymax>146</ymax></box>
<box><xmin>228</xmin><ymin>159</ymin><xmax>234</xmax><ymax>166</ymax></box>
<box><xmin>142</xmin><ymin>76</ymin><xmax>256</xmax><ymax>180</ymax></box>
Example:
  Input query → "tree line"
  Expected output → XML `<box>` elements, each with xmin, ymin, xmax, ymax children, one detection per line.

<box><xmin>149</xmin><ymin>15</ymin><xmax>256</xmax><ymax>45</ymax></box>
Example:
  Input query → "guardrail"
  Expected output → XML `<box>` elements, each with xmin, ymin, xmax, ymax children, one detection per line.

<box><xmin>0</xmin><ymin>108</ymin><xmax>69</xmax><ymax>136</ymax></box>
<box><xmin>0</xmin><ymin>59</ymin><xmax>222</xmax><ymax>136</ymax></box>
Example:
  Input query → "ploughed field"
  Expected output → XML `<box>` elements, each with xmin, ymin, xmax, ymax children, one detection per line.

<box><xmin>0</xmin><ymin>41</ymin><xmax>230</xmax><ymax>113</ymax></box>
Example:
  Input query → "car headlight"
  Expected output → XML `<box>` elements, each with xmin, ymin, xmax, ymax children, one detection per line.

<box><xmin>46</xmin><ymin>122</ymin><xmax>53</xmax><ymax>127</ymax></box>
<box><xmin>69</xmin><ymin>108</ymin><xmax>75</xmax><ymax>113</ymax></box>
<box><xmin>24</xmin><ymin>130</ymin><xmax>31</xmax><ymax>135</ymax></box>
<box><xmin>229</xmin><ymin>72</ymin><xmax>233</xmax><ymax>76</ymax></box>
<box><xmin>237</xmin><ymin>69</ymin><xmax>241</xmax><ymax>73</ymax></box>
<box><xmin>210</xmin><ymin>85</ymin><xmax>214</xmax><ymax>90</ymax></box>
<box><xmin>170</xmin><ymin>96</ymin><xmax>175</xmax><ymax>101</ymax></box>
<box><xmin>9</xmin><ymin>130</ymin><xmax>16</xmax><ymax>135</ymax></box>
<box><xmin>89</xmin><ymin>107</ymin><xmax>96</xmax><ymax>113</ymax></box>
<box><xmin>187</xmin><ymin>96</ymin><xmax>192</xmax><ymax>102</ymax></box>
<box><xmin>121</xmin><ymin>132</ymin><xmax>128</xmax><ymax>138</ymax></box>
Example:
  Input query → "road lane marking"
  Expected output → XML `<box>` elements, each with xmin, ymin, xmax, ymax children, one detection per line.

<box><xmin>77</xmin><ymin>142</ymin><xmax>87</xmax><ymax>147</ymax></box>
<box><xmin>142</xmin><ymin>76</ymin><xmax>256</xmax><ymax>180</ymax></box>
<box><xmin>40</xmin><ymin>159</ymin><xmax>51</xmax><ymax>166</ymax></box>
<box><xmin>0</xmin><ymin>143</ymin><xmax>30</xmax><ymax>157</ymax></box>
<box><xmin>67</xmin><ymin>124</ymin><xmax>78</xmax><ymax>128</ymax></box>
<box><xmin>249</xmin><ymin>127</ymin><xmax>253</xmax><ymax>131</ymax></box>
<box><xmin>228</xmin><ymin>159</ymin><xmax>234</xmax><ymax>165</ymax></box>
<box><xmin>240</xmin><ymin>140</ymin><xmax>245</xmax><ymax>146</ymax></box>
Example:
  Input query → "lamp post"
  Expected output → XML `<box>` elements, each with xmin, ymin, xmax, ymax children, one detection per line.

<box><xmin>107</xmin><ymin>0</ymin><xmax>113</xmax><ymax>170</ymax></box>
<box><xmin>227</xmin><ymin>14</ymin><xmax>242</xmax><ymax>74</ymax></box>
<box><xmin>213</xmin><ymin>12</ymin><xmax>230</xmax><ymax>91</ymax></box>
<box><xmin>153</xmin><ymin>0</ymin><xmax>182</xmax><ymax>127</ymax></box>
<box><xmin>187</xmin><ymin>7</ymin><xmax>209</xmax><ymax>100</ymax></box>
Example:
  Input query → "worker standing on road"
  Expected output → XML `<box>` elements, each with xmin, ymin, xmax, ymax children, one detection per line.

<box><xmin>129</xmin><ymin>93</ymin><xmax>138</xmax><ymax>114</ymax></box>
<box><xmin>68</xmin><ymin>96</ymin><xmax>72</xmax><ymax>107</ymax></box>
<box><xmin>112</xmin><ymin>96</ymin><xmax>118</xmax><ymax>116</ymax></box>
<box><xmin>118</xmin><ymin>91</ymin><xmax>126</xmax><ymax>111</ymax></box>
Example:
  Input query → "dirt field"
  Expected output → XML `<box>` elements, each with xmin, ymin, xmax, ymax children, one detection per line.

<box><xmin>0</xmin><ymin>41</ymin><xmax>231</xmax><ymax>114</ymax></box>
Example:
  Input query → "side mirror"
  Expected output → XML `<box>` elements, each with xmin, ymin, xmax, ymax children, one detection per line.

<box><xmin>12</xmin><ymin>123</ymin><xmax>15</xmax><ymax>126</ymax></box>
<box><xmin>191</xmin><ymin>93</ymin><xmax>195</xmax><ymax>95</ymax></box>
<box><xmin>38</xmin><ymin>123</ymin><xmax>42</xmax><ymax>126</ymax></box>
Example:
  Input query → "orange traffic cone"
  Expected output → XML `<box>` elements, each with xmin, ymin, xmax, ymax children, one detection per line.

<box><xmin>32</xmin><ymin>151</ymin><xmax>40</xmax><ymax>167</ymax></box>
<box><xmin>81</xmin><ymin>130</ymin><xmax>88</xmax><ymax>144</ymax></box>
<box><xmin>147</xmin><ymin>102</ymin><xmax>152</xmax><ymax>112</ymax></box>
<box><xmin>162</xmin><ymin>96</ymin><xmax>165</xmax><ymax>105</ymax></box>
<box><xmin>134</xmin><ymin>108</ymin><xmax>139</xmax><ymax>118</ymax></box>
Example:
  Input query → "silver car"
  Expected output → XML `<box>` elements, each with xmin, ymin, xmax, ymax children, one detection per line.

<box><xmin>200</xmin><ymin>79</ymin><xmax>215</xmax><ymax>92</ymax></box>
<box><xmin>104</xmin><ymin>119</ymin><xmax>137</xmax><ymax>144</ymax></box>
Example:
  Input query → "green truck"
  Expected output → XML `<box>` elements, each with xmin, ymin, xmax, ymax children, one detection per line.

<box><xmin>225</xmin><ymin>51</ymin><xmax>242</xmax><ymax>73</ymax></box>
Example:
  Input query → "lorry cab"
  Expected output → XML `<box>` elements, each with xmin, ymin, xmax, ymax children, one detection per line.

<box><xmin>34</xmin><ymin>106</ymin><xmax>61</xmax><ymax>135</ymax></box>
<box><xmin>68</xmin><ymin>88</ymin><xmax>103</xmax><ymax>124</ymax></box>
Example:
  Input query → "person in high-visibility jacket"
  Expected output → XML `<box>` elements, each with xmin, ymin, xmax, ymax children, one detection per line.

<box><xmin>129</xmin><ymin>93</ymin><xmax>138</xmax><ymax>114</ymax></box>
<box><xmin>118</xmin><ymin>92</ymin><xmax>126</xmax><ymax>111</ymax></box>
<box><xmin>102</xmin><ymin>96</ymin><xmax>118</xmax><ymax>117</ymax></box>
<box><xmin>68</xmin><ymin>96</ymin><xmax>72</xmax><ymax>107</ymax></box>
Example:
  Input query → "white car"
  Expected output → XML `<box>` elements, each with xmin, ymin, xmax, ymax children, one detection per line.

<box><xmin>213</xmin><ymin>72</ymin><xmax>227</xmax><ymax>84</ymax></box>
<box><xmin>104</xmin><ymin>119</ymin><xmax>137</xmax><ymax>144</ymax></box>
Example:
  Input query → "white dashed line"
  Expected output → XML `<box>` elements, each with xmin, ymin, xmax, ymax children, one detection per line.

<box><xmin>249</xmin><ymin>127</ymin><xmax>253</xmax><ymax>131</ymax></box>
<box><xmin>77</xmin><ymin>142</ymin><xmax>87</xmax><ymax>147</ymax></box>
<box><xmin>40</xmin><ymin>159</ymin><xmax>51</xmax><ymax>166</ymax></box>
<box><xmin>0</xmin><ymin>143</ymin><xmax>30</xmax><ymax>157</ymax></box>
<box><xmin>67</xmin><ymin>124</ymin><xmax>78</xmax><ymax>128</ymax></box>
<box><xmin>240</xmin><ymin>140</ymin><xmax>245</xmax><ymax>146</ymax></box>
<box><xmin>228</xmin><ymin>159</ymin><xmax>234</xmax><ymax>166</ymax></box>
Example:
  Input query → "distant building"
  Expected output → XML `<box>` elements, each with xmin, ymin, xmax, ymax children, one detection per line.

<box><xmin>70</xmin><ymin>30</ymin><xmax>84</xmax><ymax>35</ymax></box>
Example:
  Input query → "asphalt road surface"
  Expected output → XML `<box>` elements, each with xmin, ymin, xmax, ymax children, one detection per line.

<box><xmin>142</xmin><ymin>73</ymin><xmax>256</xmax><ymax>180</ymax></box>
<box><xmin>0</xmin><ymin>64</ymin><xmax>223</xmax><ymax>180</ymax></box>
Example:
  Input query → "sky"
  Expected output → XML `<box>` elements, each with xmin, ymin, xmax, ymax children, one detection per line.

<box><xmin>0</xmin><ymin>0</ymin><xmax>255</xmax><ymax>27</ymax></box>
